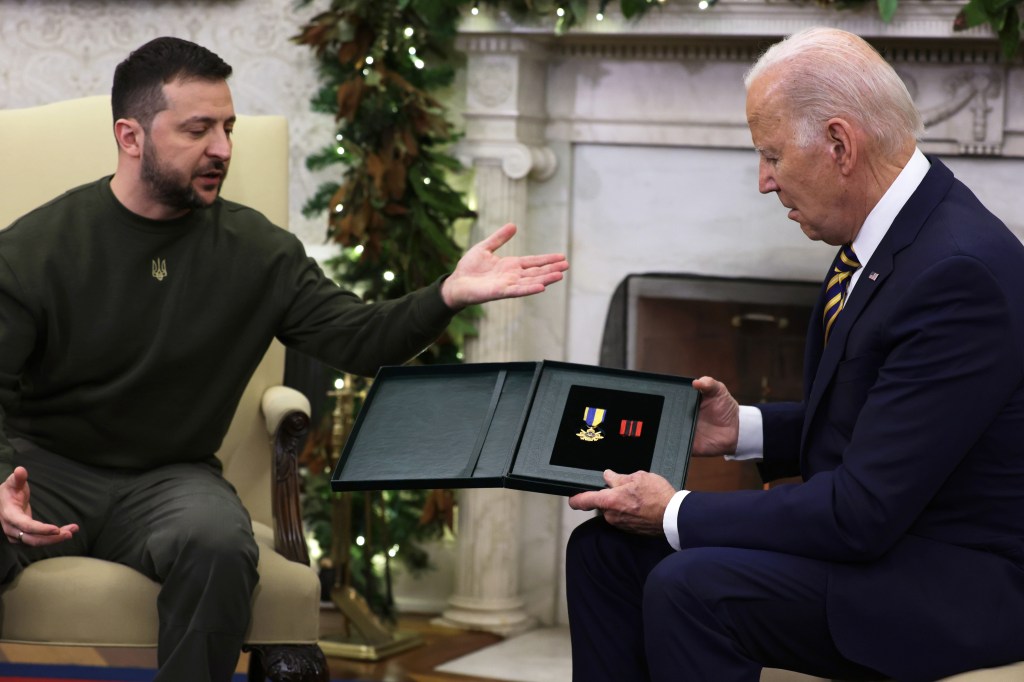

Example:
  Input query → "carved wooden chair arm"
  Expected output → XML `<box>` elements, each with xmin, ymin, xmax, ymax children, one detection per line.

<box><xmin>261</xmin><ymin>386</ymin><xmax>313</xmax><ymax>566</ymax></box>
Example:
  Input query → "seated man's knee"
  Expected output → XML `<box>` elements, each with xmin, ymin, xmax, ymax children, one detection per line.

<box><xmin>147</xmin><ymin>495</ymin><xmax>258</xmax><ymax>577</ymax></box>
<box><xmin>644</xmin><ymin>547</ymin><xmax>725</xmax><ymax>614</ymax></box>
<box><xmin>567</xmin><ymin>516</ymin><xmax>609</xmax><ymax>562</ymax></box>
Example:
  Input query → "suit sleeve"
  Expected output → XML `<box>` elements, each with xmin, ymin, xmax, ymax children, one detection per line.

<box><xmin>274</xmin><ymin>238</ymin><xmax>455</xmax><ymax>377</ymax></box>
<box><xmin>677</xmin><ymin>255</ymin><xmax>1024</xmax><ymax>562</ymax></box>
<box><xmin>756</xmin><ymin>400</ymin><xmax>804</xmax><ymax>481</ymax></box>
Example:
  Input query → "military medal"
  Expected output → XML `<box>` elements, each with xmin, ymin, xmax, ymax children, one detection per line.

<box><xmin>577</xmin><ymin>406</ymin><xmax>606</xmax><ymax>442</ymax></box>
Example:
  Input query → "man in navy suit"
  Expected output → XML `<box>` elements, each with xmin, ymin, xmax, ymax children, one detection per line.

<box><xmin>566</xmin><ymin>27</ymin><xmax>1024</xmax><ymax>682</ymax></box>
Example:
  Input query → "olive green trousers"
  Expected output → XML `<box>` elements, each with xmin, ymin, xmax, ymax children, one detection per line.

<box><xmin>3</xmin><ymin>439</ymin><xmax>259</xmax><ymax>682</ymax></box>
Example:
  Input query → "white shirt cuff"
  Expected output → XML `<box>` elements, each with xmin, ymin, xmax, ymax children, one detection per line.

<box><xmin>662</xmin><ymin>489</ymin><xmax>689</xmax><ymax>551</ymax></box>
<box><xmin>726</xmin><ymin>405</ymin><xmax>764</xmax><ymax>462</ymax></box>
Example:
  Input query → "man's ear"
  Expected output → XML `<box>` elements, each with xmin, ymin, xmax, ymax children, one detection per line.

<box><xmin>826</xmin><ymin>118</ymin><xmax>857</xmax><ymax>176</ymax></box>
<box><xmin>113</xmin><ymin>118</ymin><xmax>144</xmax><ymax>159</ymax></box>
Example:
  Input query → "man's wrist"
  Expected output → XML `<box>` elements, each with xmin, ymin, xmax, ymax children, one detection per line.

<box><xmin>662</xmin><ymin>489</ymin><xmax>689</xmax><ymax>551</ymax></box>
<box><xmin>726</xmin><ymin>405</ymin><xmax>764</xmax><ymax>462</ymax></box>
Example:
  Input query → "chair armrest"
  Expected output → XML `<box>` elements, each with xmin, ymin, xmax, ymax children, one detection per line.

<box><xmin>261</xmin><ymin>386</ymin><xmax>312</xmax><ymax>436</ymax></box>
<box><xmin>261</xmin><ymin>386</ymin><xmax>313</xmax><ymax>566</ymax></box>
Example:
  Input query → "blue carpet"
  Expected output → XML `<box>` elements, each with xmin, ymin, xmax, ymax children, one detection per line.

<box><xmin>0</xmin><ymin>661</ymin><xmax>364</xmax><ymax>681</ymax></box>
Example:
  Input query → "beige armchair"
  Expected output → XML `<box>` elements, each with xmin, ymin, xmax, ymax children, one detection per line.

<box><xmin>0</xmin><ymin>96</ymin><xmax>328</xmax><ymax>681</ymax></box>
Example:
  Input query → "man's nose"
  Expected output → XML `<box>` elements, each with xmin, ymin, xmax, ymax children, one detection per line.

<box><xmin>207</xmin><ymin>130</ymin><xmax>232</xmax><ymax>160</ymax></box>
<box><xmin>758</xmin><ymin>160</ymin><xmax>778</xmax><ymax>195</ymax></box>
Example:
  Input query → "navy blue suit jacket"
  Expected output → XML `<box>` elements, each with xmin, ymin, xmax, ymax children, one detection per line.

<box><xmin>677</xmin><ymin>158</ymin><xmax>1024</xmax><ymax>680</ymax></box>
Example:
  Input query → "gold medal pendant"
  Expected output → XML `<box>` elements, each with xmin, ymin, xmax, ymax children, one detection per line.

<box><xmin>577</xmin><ymin>407</ymin><xmax>606</xmax><ymax>442</ymax></box>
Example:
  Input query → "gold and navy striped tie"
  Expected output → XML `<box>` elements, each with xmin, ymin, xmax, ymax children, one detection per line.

<box><xmin>822</xmin><ymin>244</ymin><xmax>861</xmax><ymax>345</ymax></box>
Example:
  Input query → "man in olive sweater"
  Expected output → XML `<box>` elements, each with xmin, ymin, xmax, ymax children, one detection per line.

<box><xmin>0</xmin><ymin>37</ymin><xmax>567</xmax><ymax>681</ymax></box>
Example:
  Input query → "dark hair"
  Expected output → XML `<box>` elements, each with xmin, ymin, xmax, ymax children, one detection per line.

<box><xmin>111</xmin><ymin>37</ymin><xmax>232</xmax><ymax>130</ymax></box>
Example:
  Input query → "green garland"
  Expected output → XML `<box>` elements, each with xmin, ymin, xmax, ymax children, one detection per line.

<box><xmin>488</xmin><ymin>0</ymin><xmax>1023</xmax><ymax>55</ymax></box>
<box><xmin>294</xmin><ymin>0</ymin><xmax>480</xmax><ymax>362</ymax></box>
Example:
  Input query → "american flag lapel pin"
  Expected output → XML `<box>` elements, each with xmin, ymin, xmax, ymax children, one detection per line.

<box><xmin>868</xmin><ymin>272</ymin><xmax>879</xmax><ymax>281</ymax></box>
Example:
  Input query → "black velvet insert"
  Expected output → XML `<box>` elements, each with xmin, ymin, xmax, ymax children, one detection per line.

<box><xmin>549</xmin><ymin>384</ymin><xmax>663</xmax><ymax>474</ymax></box>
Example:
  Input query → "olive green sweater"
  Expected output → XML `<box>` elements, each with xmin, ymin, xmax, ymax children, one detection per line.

<box><xmin>0</xmin><ymin>178</ymin><xmax>454</xmax><ymax>478</ymax></box>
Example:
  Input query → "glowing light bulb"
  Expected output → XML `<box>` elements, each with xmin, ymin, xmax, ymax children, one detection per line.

<box><xmin>383</xmin><ymin>271</ymin><xmax>396</xmax><ymax>282</ymax></box>
<box><xmin>334</xmin><ymin>378</ymin><xmax>345</xmax><ymax>389</ymax></box>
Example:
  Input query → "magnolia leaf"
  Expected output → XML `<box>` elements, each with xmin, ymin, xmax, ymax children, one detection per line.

<box><xmin>335</xmin><ymin>79</ymin><xmax>366</xmax><ymax>122</ymax></box>
<box><xmin>400</xmin><ymin>129</ymin><xmax>420</xmax><ymax>158</ymax></box>
<box><xmin>335</xmin><ymin>16</ymin><xmax>357</xmax><ymax>44</ymax></box>
<box><xmin>379</xmin><ymin>65</ymin><xmax>419</xmax><ymax>95</ymax></box>
<box><xmin>337</xmin><ymin>20</ymin><xmax>374</xmax><ymax>65</ymax></box>
<box><xmin>327</xmin><ymin>185</ymin><xmax>349</xmax><ymax>221</ymax></box>
<box><xmin>954</xmin><ymin>0</ymin><xmax>990</xmax><ymax>29</ymax></box>
<box><xmin>382</xmin><ymin>202</ymin><xmax>410</xmax><ymax>216</ymax></box>
<box><xmin>877</xmin><ymin>0</ymin><xmax>899</xmax><ymax>23</ymax></box>
<box><xmin>386</xmin><ymin>159</ymin><xmax>407</xmax><ymax>201</ymax></box>
<box><xmin>621</xmin><ymin>0</ymin><xmax>649</xmax><ymax>19</ymax></box>
<box><xmin>365</xmin><ymin>153</ymin><xmax>386</xmax><ymax>195</ymax></box>
<box><xmin>992</xmin><ymin>5</ymin><xmax>1009</xmax><ymax>30</ymax></box>
<box><xmin>997</xmin><ymin>5</ymin><xmax>1022</xmax><ymax>57</ymax></box>
<box><xmin>981</xmin><ymin>0</ymin><xmax>1018</xmax><ymax>16</ymax></box>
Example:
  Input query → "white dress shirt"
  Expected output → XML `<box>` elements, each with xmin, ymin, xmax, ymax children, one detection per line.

<box><xmin>662</xmin><ymin>148</ymin><xmax>932</xmax><ymax>550</ymax></box>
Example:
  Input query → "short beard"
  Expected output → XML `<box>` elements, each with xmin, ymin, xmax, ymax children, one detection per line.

<box><xmin>140</xmin><ymin>144</ymin><xmax>226</xmax><ymax>212</ymax></box>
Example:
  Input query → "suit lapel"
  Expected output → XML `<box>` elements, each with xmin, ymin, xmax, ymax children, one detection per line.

<box><xmin>799</xmin><ymin>157</ymin><xmax>956</xmax><ymax>454</ymax></box>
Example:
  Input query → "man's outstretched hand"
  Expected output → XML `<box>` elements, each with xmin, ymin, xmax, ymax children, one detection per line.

<box><xmin>441</xmin><ymin>223</ymin><xmax>569</xmax><ymax>310</ymax></box>
<box><xmin>0</xmin><ymin>466</ymin><xmax>78</xmax><ymax>547</ymax></box>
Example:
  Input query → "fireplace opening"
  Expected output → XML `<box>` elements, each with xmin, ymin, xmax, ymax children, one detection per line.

<box><xmin>600</xmin><ymin>273</ymin><xmax>821</xmax><ymax>492</ymax></box>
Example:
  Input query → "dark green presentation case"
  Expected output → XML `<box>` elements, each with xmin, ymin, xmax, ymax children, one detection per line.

<box><xmin>330</xmin><ymin>360</ymin><xmax>700</xmax><ymax>497</ymax></box>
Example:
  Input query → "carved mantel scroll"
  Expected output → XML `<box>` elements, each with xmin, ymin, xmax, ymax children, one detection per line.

<box><xmin>457</xmin><ymin>34</ymin><xmax>558</xmax><ymax>179</ymax></box>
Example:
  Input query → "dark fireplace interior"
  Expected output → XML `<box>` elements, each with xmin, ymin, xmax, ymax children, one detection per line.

<box><xmin>600</xmin><ymin>273</ymin><xmax>821</xmax><ymax>491</ymax></box>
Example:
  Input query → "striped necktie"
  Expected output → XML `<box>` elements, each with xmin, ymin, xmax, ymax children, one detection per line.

<box><xmin>822</xmin><ymin>244</ymin><xmax>861</xmax><ymax>345</ymax></box>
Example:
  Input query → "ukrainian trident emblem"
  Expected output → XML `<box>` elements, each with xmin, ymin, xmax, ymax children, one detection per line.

<box><xmin>577</xmin><ymin>406</ymin><xmax>606</xmax><ymax>442</ymax></box>
<box><xmin>151</xmin><ymin>258</ymin><xmax>168</xmax><ymax>282</ymax></box>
